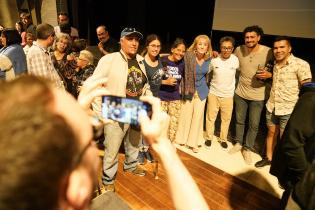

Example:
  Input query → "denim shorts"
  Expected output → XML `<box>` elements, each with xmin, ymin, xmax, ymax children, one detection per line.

<box><xmin>266</xmin><ymin>110</ymin><xmax>291</xmax><ymax>130</ymax></box>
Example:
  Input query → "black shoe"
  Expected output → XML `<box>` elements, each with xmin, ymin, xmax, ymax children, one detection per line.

<box><xmin>255</xmin><ymin>158</ymin><xmax>271</xmax><ymax>168</ymax></box>
<box><xmin>137</xmin><ymin>151</ymin><xmax>145</xmax><ymax>165</ymax></box>
<box><xmin>220</xmin><ymin>141</ymin><xmax>228</xmax><ymax>150</ymax></box>
<box><xmin>144</xmin><ymin>151</ymin><xmax>154</xmax><ymax>163</ymax></box>
<box><xmin>204</xmin><ymin>139</ymin><xmax>212</xmax><ymax>149</ymax></box>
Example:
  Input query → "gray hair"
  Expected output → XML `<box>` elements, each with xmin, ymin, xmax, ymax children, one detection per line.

<box><xmin>79</xmin><ymin>50</ymin><xmax>94</xmax><ymax>65</ymax></box>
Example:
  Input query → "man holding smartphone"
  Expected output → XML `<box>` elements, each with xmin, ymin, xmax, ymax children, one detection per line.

<box><xmin>91</xmin><ymin>27</ymin><xmax>151</xmax><ymax>192</ymax></box>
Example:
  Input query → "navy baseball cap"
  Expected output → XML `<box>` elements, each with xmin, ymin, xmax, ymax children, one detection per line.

<box><xmin>120</xmin><ymin>27</ymin><xmax>143</xmax><ymax>39</ymax></box>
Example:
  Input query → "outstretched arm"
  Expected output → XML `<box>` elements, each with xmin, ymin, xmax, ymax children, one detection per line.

<box><xmin>139</xmin><ymin>96</ymin><xmax>209</xmax><ymax>210</ymax></box>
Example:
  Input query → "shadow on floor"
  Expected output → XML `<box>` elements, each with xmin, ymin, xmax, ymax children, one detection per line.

<box><xmin>228</xmin><ymin>170</ymin><xmax>281</xmax><ymax>210</ymax></box>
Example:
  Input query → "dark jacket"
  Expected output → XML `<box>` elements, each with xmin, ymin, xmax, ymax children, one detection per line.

<box><xmin>270</xmin><ymin>82</ymin><xmax>315</xmax><ymax>189</ymax></box>
<box><xmin>292</xmin><ymin>159</ymin><xmax>315</xmax><ymax>210</ymax></box>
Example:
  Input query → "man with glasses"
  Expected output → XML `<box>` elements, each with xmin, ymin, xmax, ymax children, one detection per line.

<box><xmin>205</xmin><ymin>36</ymin><xmax>239</xmax><ymax>150</ymax></box>
<box><xmin>228</xmin><ymin>25</ymin><xmax>273</xmax><ymax>165</ymax></box>
<box><xmin>0</xmin><ymin>75</ymin><xmax>209</xmax><ymax>210</ymax></box>
<box><xmin>91</xmin><ymin>27</ymin><xmax>151</xmax><ymax>192</ymax></box>
<box><xmin>27</xmin><ymin>23</ymin><xmax>64</xmax><ymax>89</ymax></box>
<box><xmin>96</xmin><ymin>25</ymin><xmax>119</xmax><ymax>56</ymax></box>
<box><xmin>0</xmin><ymin>75</ymin><xmax>103</xmax><ymax>210</ymax></box>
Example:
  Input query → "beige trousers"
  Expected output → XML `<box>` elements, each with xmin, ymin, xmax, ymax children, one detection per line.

<box><xmin>161</xmin><ymin>100</ymin><xmax>181</xmax><ymax>142</ymax></box>
<box><xmin>206</xmin><ymin>93</ymin><xmax>233</xmax><ymax>141</ymax></box>
<box><xmin>176</xmin><ymin>92</ymin><xmax>206</xmax><ymax>148</ymax></box>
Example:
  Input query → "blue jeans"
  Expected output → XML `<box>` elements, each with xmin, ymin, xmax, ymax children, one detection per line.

<box><xmin>138</xmin><ymin>136</ymin><xmax>149</xmax><ymax>152</ymax></box>
<box><xmin>234</xmin><ymin>94</ymin><xmax>264</xmax><ymax>150</ymax></box>
<box><xmin>266</xmin><ymin>110</ymin><xmax>291</xmax><ymax>130</ymax></box>
<box><xmin>102</xmin><ymin>122</ymin><xmax>140</xmax><ymax>185</ymax></box>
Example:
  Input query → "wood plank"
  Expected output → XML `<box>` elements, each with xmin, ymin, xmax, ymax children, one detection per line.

<box><xmin>95</xmin><ymin>149</ymin><xmax>281</xmax><ymax>210</ymax></box>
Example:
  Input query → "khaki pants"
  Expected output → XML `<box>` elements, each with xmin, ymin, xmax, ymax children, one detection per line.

<box><xmin>206</xmin><ymin>93</ymin><xmax>233</xmax><ymax>141</ymax></box>
<box><xmin>161</xmin><ymin>100</ymin><xmax>181</xmax><ymax>142</ymax></box>
<box><xmin>176</xmin><ymin>92</ymin><xmax>206</xmax><ymax>148</ymax></box>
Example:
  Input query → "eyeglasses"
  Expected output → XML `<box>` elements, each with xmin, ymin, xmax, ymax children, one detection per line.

<box><xmin>72</xmin><ymin>139</ymin><xmax>96</xmax><ymax>169</ymax></box>
<box><xmin>221</xmin><ymin>47</ymin><xmax>233</xmax><ymax>52</ymax></box>
<box><xmin>149</xmin><ymin>44</ymin><xmax>161</xmax><ymax>49</ymax></box>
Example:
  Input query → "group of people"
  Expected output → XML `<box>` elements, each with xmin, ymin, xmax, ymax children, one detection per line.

<box><xmin>88</xmin><ymin>23</ymin><xmax>314</xmax><ymax>210</ymax></box>
<box><xmin>1</xmin><ymin>10</ymin><xmax>314</xmax><ymax>210</ymax></box>
<box><xmin>0</xmin><ymin>12</ymin><xmax>99</xmax><ymax>98</ymax></box>
<box><xmin>0</xmin><ymin>16</ymin><xmax>211</xmax><ymax>210</ymax></box>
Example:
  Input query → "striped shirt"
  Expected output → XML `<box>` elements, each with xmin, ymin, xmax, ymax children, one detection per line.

<box><xmin>27</xmin><ymin>42</ymin><xmax>64</xmax><ymax>89</ymax></box>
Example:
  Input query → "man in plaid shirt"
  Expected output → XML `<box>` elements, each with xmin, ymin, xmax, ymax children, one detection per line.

<box><xmin>27</xmin><ymin>23</ymin><xmax>65</xmax><ymax>90</ymax></box>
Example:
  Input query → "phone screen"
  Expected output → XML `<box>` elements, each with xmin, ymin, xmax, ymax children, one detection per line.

<box><xmin>101</xmin><ymin>95</ymin><xmax>152</xmax><ymax>125</ymax></box>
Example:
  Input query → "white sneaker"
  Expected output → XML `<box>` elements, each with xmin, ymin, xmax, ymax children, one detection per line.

<box><xmin>242</xmin><ymin>149</ymin><xmax>252</xmax><ymax>165</ymax></box>
<box><xmin>228</xmin><ymin>143</ymin><xmax>242</xmax><ymax>154</ymax></box>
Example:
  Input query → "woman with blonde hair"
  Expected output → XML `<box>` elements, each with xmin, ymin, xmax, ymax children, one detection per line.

<box><xmin>51</xmin><ymin>33</ymin><xmax>76</xmax><ymax>94</ymax></box>
<box><xmin>175</xmin><ymin>34</ymin><xmax>212</xmax><ymax>153</ymax></box>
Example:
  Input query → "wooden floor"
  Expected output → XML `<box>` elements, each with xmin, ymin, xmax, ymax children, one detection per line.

<box><xmin>110</xmin><ymin>149</ymin><xmax>280</xmax><ymax>210</ymax></box>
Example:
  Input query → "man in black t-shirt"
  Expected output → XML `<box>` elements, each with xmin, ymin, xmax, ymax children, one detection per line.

<box><xmin>96</xmin><ymin>25</ymin><xmax>119</xmax><ymax>56</ymax></box>
<box><xmin>91</xmin><ymin>27</ymin><xmax>151</xmax><ymax>193</ymax></box>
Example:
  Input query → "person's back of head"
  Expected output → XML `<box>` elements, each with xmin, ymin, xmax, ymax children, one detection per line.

<box><xmin>0</xmin><ymin>76</ymin><xmax>53</xmax><ymax>110</ymax></box>
<box><xmin>59</xmin><ymin>22</ymin><xmax>71</xmax><ymax>35</ymax></box>
<box><xmin>72</xmin><ymin>38</ymin><xmax>87</xmax><ymax>52</ymax></box>
<box><xmin>0</xmin><ymin>107</ymin><xmax>78</xmax><ymax>210</ymax></box>
<box><xmin>0</xmin><ymin>76</ymin><xmax>80</xmax><ymax>210</ymax></box>
<box><xmin>36</xmin><ymin>23</ymin><xmax>54</xmax><ymax>40</ymax></box>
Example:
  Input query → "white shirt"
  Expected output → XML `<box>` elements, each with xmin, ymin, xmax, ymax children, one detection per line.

<box><xmin>54</xmin><ymin>25</ymin><xmax>79</xmax><ymax>38</ymax></box>
<box><xmin>209</xmin><ymin>54</ymin><xmax>239</xmax><ymax>97</ymax></box>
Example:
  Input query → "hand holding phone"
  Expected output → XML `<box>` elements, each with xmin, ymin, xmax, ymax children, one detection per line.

<box><xmin>102</xmin><ymin>95</ymin><xmax>152</xmax><ymax>125</ymax></box>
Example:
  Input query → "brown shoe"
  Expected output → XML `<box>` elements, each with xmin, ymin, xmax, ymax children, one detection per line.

<box><xmin>100</xmin><ymin>183</ymin><xmax>115</xmax><ymax>193</ymax></box>
<box><xmin>124</xmin><ymin>165</ymin><xmax>146</xmax><ymax>176</ymax></box>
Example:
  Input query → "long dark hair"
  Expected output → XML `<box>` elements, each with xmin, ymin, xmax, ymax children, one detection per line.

<box><xmin>1</xmin><ymin>28</ymin><xmax>22</xmax><ymax>46</ymax></box>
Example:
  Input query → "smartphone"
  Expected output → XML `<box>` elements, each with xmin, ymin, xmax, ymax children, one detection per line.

<box><xmin>101</xmin><ymin>95</ymin><xmax>152</xmax><ymax>125</ymax></box>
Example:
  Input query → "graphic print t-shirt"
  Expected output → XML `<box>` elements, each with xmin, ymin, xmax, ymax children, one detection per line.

<box><xmin>126</xmin><ymin>58</ymin><xmax>147</xmax><ymax>98</ymax></box>
<box><xmin>144</xmin><ymin>59</ymin><xmax>163</xmax><ymax>97</ymax></box>
<box><xmin>158</xmin><ymin>56</ymin><xmax>184</xmax><ymax>101</ymax></box>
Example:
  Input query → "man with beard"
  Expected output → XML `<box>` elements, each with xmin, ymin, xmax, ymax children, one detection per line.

<box><xmin>228</xmin><ymin>25</ymin><xmax>273</xmax><ymax>165</ymax></box>
<box><xmin>255</xmin><ymin>36</ymin><xmax>311</xmax><ymax>168</ymax></box>
<box><xmin>96</xmin><ymin>25</ymin><xmax>119</xmax><ymax>56</ymax></box>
